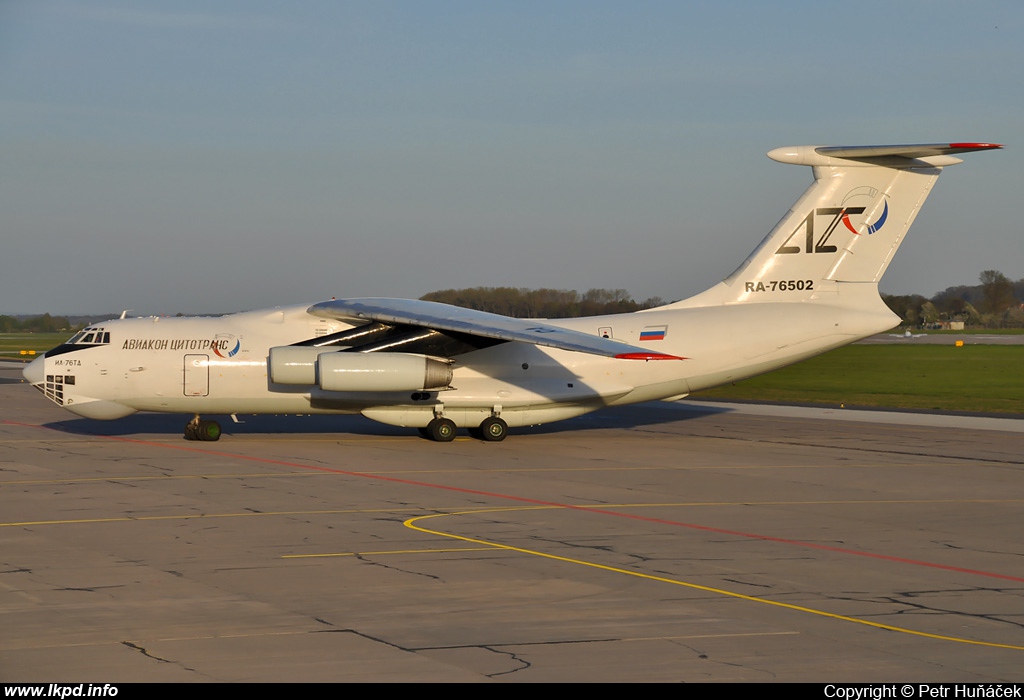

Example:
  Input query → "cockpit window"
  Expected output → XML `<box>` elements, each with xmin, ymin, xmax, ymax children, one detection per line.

<box><xmin>66</xmin><ymin>327</ymin><xmax>111</xmax><ymax>346</ymax></box>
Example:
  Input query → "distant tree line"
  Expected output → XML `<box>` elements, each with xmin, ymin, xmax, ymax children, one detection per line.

<box><xmin>0</xmin><ymin>313</ymin><xmax>78</xmax><ymax>333</ymax></box>
<box><xmin>6</xmin><ymin>271</ymin><xmax>1022</xmax><ymax>329</ymax></box>
<box><xmin>425</xmin><ymin>270</ymin><xmax>1024</xmax><ymax>327</ymax></box>
<box><xmin>882</xmin><ymin>270</ymin><xmax>1024</xmax><ymax>328</ymax></box>
<box><xmin>420</xmin><ymin>287</ymin><xmax>666</xmax><ymax>318</ymax></box>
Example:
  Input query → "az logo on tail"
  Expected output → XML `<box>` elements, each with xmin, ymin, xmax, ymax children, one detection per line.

<box><xmin>776</xmin><ymin>188</ymin><xmax>889</xmax><ymax>255</ymax></box>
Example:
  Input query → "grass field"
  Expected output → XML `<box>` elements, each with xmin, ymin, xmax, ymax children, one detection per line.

<box><xmin>0</xmin><ymin>333</ymin><xmax>68</xmax><ymax>358</ymax></box>
<box><xmin>3</xmin><ymin>334</ymin><xmax>1022</xmax><ymax>415</ymax></box>
<box><xmin>919</xmin><ymin>328</ymin><xmax>1024</xmax><ymax>335</ymax></box>
<box><xmin>694</xmin><ymin>344</ymin><xmax>1024</xmax><ymax>414</ymax></box>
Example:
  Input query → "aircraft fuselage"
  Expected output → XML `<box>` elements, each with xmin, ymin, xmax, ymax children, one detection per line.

<box><xmin>25</xmin><ymin>293</ymin><xmax>896</xmax><ymax>430</ymax></box>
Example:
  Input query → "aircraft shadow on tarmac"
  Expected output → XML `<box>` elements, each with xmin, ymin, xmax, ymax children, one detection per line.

<box><xmin>42</xmin><ymin>402</ymin><xmax>731</xmax><ymax>440</ymax></box>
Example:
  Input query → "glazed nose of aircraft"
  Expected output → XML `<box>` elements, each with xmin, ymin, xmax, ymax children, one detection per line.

<box><xmin>23</xmin><ymin>355</ymin><xmax>45</xmax><ymax>385</ymax></box>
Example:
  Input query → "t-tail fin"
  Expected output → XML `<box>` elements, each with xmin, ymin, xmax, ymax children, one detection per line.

<box><xmin>669</xmin><ymin>142</ymin><xmax>1001</xmax><ymax>308</ymax></box>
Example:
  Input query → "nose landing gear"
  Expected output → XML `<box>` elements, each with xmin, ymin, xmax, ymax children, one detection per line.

<box><xmin>184</xmin><ymin>415</ymin><xmax>222</xmax><ymax>441</ymax></box>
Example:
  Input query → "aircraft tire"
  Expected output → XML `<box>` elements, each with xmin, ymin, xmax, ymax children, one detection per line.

<box><xmin>183</xmin><ymin>424</ymin><xmax>198</xmax><ymax>441</ymax></box>
<box><xmin>427</xmin><ymin>417</ymin><xmax>457</xmax><ymax>442</ymax></box>
<box><xmin>479</xmin><ymin>416</ymin><xmax>508</xmax><ymax>442</ymax></box>
<box><xmin>197</xmin><ymin>420</ymin><xmax>222</xmax><ymax>442</ymax></box>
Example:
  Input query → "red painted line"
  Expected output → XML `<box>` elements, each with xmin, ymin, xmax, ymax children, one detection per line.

<box><xmin>614</xmin><ymin>352</ymin><xmax>686</xmax><ymax>360</ymax></box>
<box><xmin>6</xmin><ymin>418</ymin><xmax>1023</xmax><ymax>583</ymax></box>
<box><xmin>949</xmin><ymin>142</ymin><xmax>1002</xmax><ymax>150</ymax></box>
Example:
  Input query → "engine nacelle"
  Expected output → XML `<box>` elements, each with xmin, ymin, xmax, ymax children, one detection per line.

<box><xmin>268</xmin><ymin>346</ymin><xmax>322</xmax><ymax>385</ymax></box>
<box><xmin>269</xmin><ymin>346</ymin><xmax>452</xmax><ymax>392</ymax></box>
<box><xmin>318</xmin><ymin>352</ymin><xmax>453</xmax><ymax>392</ymax></box>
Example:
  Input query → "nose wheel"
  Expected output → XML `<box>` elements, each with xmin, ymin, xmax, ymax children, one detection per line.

<box><xmin>184</xmin><ymin>416</ymin><xmax>222</xmax><ymax>441</ymax></box>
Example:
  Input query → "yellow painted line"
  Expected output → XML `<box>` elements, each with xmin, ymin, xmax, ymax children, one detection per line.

<box><xmin>522</xmin><ymin>498</ymin><xmax>1024</xmax><ymax>508</ymax></box>
<box><xmin>283</xmin><ymin>547</ymin><xmax>498</xmax><ymax>559</ymax></box>
<box><xmin>404</xmin><ymin>509</ymin><xmax>1024</xmax><ymax>652</ymax></box>
<box><xmin>0</xmin><ymin>472</ymin><xmax>323</xmax><ymax>486</ymax></box>
<box><xmin>3</xmin><ymin>471</ymin><xmax>1023</xmax><ymax>650</ymax></box>
<box><xmin>5</xmin><ymin>498</ymin><xmax>1024</xmax><ymax>529</ymax></box>
<box><xmin>0</xmin><ymin>506</ymin><xmax>547</xmax><ymax>528</ymax></box>
<box><xmin>0</xmin><ymin>507</ymin><xmax>430</xmax><ymax>528</ymax></box>
<box><xmin>0</xmin><ymin>578</ymin><xmax>44</xmax><ymax>604</ymax></box>
<box><xmin>617</xmin><ymin>631</ymin><xmax>799</xmax><ymax>642</ymax></box>
<box><xmin>0</xmin><ymin>629</ymin><xmax>318</xmax><ymax>653</ymax></box>
<box><xmin>3</xmin><ymin>463</ymin><xmax>1019</xmax><ymax>487</ymax></box>
<box><xmin>345</xmin><ymin>463</ymin><xmax>1017</xmax><ymax>474</ymax></box>
<box><xmin>0</xmin><ymin>629</ymin><xmax>798</xmax><ymax>653</ymax></box>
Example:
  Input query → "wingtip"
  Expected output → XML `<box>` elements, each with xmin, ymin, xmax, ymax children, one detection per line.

<box><xmin>949</xmin><ymin>142</ymin><xmax>1002</xmax><ymax>150</ymax></box>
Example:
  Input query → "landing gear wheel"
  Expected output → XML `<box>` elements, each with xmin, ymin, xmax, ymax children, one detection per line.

<box><xmin>479</xmin><ymin>416</ymin><xmax>508</xmax><ymax>442</ymax></box>
<box><xmin>426</xmin><ymin>417</ymin><xmax>457</xmax><ymax>442</ymax></box>
<box><xmin>417</xmin><ymin>427</ymin><xmax>432</xmax><ymax>439</ymax></box>
<box><xmin>184</xmin><ymin>418</ymin><xmax>221</xmax><ymax>441</ymax></box>
<box><xmin>196</xmin><ymin>420</ymin><xmax>222</xmax><ymax>441</ymax></box>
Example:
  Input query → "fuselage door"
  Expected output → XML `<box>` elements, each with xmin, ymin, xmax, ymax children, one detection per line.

<box><xmin>184</xmin><ymin>354</ymin><xmax>210</xmax><ymax>397</ymax></box>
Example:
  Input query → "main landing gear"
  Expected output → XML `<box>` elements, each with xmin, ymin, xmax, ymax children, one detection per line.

<box><xmin>421</xmin><ymin>417</ymin><xmax>457</xmax><ymax>442</ymax></box>
<box><xmin>419</xmin><ymin>415</ymin><xmax>508</xmax><ymax>442</ymax></box>
<box><xmin>184</xmin><ymin>415</ymin><xmax>222</xmax><ymax>441</ymax></box>
<box><xmin>470</xmin><ymin>416</ymin><xmax>508</xmax><ymax>442</ymax></box>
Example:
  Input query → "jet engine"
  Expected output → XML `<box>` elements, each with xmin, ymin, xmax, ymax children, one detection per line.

<box><xmin>269</xmin><ymin>347</ymin><xmax>452</xmax><ymax>392</ymax></box>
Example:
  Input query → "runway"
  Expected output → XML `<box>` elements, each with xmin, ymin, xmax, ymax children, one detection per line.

<box><xmin>1</xmin><ymin>365</ymin><xmax>1022</xmax><ymax>682</ymax></box>
<box><xmin>857</xmin><ymin>332</ymin><xmax>1024</xmax><ymax>345</ymax></box>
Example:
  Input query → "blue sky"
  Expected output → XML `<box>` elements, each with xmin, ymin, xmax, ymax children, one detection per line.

<box><xmin>2</xmin><ymin>1</ymin><xmax>1020</xmax><ymax>315</ymax></box>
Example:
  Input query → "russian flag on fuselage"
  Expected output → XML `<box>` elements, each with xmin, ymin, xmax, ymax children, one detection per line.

<box><xmin>639</xmin><ymin>325</ymin><xmax>667</xmax><ymax>341</ymax></box>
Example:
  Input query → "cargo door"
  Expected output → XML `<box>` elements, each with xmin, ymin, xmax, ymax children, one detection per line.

<box><xmin>183</xmin><ymin>354</ymin><xmax>209</xmax><ymax>396</ymax></box>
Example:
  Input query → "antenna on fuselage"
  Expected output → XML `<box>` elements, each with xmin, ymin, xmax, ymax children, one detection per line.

<box><xmin>119</xmin><ymin>310</ymin><xmax>132</xmax><ymax>319</ymax></box>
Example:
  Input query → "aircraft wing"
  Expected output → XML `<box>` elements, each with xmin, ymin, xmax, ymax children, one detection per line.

<box><xmin>307</xmin><ymin>298</ymin><xmax>681</xmax><ymax>360</ymax></box>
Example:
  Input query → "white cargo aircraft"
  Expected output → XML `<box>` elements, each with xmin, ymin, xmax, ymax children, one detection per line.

<box><xmin>24</xmin><ymin>142</ymin><xmax>1000</xmax><ymax>441</ymax></box>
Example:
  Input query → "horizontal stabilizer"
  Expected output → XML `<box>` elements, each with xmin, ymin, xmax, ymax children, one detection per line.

<box><xmin>816</xmin><ymin>142</ymin><xmax>1002</xmax><ymax>159</ymax></box>
<box><xmin>769</xmin><ymin>142</ymin><xmax>1002</xmax><ymax>167</ymax></box>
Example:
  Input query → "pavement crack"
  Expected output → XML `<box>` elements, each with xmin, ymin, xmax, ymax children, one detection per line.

<box><xmin>669</xmin><ymin>640</ymin><xmax>777</xmax><ymax>680</ymax></box>
<box><xmin>314</xmin><ymin>628</ymin><xmax>412</xmax><ymax>652</ymax></box>
<box><xmin>721</xmin><ymin>577</ymin><xmax>772</xmax><ymax>588</ymax></box>
<box><xmin>121</xmin><ymin>640</ymin><xmax>172</xmax><ymax>663</ymax></box>
<box><xmin>934</xmin><ymin>540</ymin><xmax>1024</xmax><ymax>558</ymax></box>
<box><xmin>483</xmin><ymin>646</ymin><xmax>531</xmax><ymax>677</ymax></box>
<box><xmin>354</xmin><ymin>553</ymin><xmax>441</xmax><ymax>580</ymax></box>
<box><xmin>821</xmin><ymin>589</ymin><xmax>1024</xmax><ymax>632</ymax></box>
